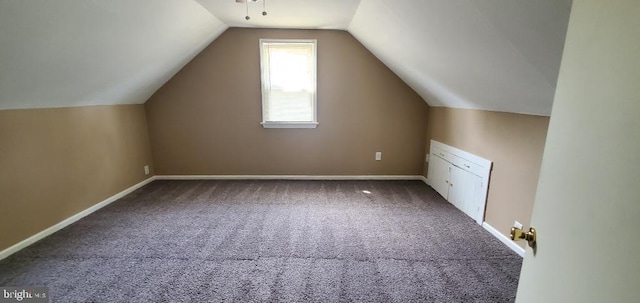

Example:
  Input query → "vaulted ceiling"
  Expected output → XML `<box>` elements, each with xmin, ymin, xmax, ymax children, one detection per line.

<box><xmin>0</xmin><ymin>0</ymin><xmax>572</xmax><ymax>115</ymax></box>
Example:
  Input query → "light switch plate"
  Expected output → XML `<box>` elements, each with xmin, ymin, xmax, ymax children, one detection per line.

<box><xmin>514</xmin><ymin>221</ymin><xmax>523</xmax><ymax>229</ymax></box>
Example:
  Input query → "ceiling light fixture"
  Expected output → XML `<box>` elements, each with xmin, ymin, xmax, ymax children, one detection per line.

<box><xmin>236</xmin><ymin>0</ymin><xmax>267</xmax><ymax>21</ymax></box>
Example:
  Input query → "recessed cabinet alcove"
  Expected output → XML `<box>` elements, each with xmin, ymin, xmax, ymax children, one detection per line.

<box><xmin>427</xmin><ymin>140</ymin><xmax>492</xmax><ymax>224</ymax></box>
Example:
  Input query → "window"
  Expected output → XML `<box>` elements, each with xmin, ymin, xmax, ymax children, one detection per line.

<box><xmin>259</xmin><ymin>39</ymin><xmax>318</xmax><ymax>128</ymax></box>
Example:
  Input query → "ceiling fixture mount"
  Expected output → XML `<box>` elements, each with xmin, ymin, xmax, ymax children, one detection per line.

<box><xmin>236</xmin><ymin>0</ymin><xmax>267</xmax><ymax>21</ymax></box>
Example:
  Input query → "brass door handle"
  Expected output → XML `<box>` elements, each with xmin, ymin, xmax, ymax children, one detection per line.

<box><xmin>510</xmin><ymin>227</ymin><xmax>536</xmax><ymax>248</ymax></box>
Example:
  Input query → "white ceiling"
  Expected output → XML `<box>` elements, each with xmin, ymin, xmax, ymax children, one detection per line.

<box><xmin>0</xmin><ymin>0</ymin><xmax>572</xmax><ymax>116</ymax></box>
<box><xmin>196</xmin><ymin>0</ymin><xmax>361</xmax><ymax>29</ymax></box>
<box><xmin>0</xmin><ymin>0</ymin><xmax>227</xmax><ymax>110</ymax></box>
<box><xmin>349</xmin><ymin>0</ymin><xmax>572</xmax><ymax>116</ymax></box>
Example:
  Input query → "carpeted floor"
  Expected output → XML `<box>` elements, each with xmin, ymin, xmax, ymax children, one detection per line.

<box><xmin>0</xmin><ymin>180</ymin><xmax>522</xmax><ymax>302</ymax></box>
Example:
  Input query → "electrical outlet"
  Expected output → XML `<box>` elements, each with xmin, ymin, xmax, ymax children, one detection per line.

<box><xmin>514</xmin><ymin>221</ymin><xmax>523</xmax><ymax>229</ymax></box>
<box><xmin>144</xmin><ymin>165</ymin><xmax>150</xmax><ymax>175</ymax></box>
<box><xmin>375</xmin><ymin>152</ymin><xmax>382</xmax><ymax>161</ymax></box>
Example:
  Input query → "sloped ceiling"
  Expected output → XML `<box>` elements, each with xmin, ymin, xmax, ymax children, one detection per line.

<box><xmin>349</xmin><ymin>0</ymin><xmax>572</xmax><ymax>116</ymax></box>
<box><xmin>0</xmin><ymin>0</ymin><xmax>227</xmax><ymax>110</ymax></box>
<box><xmin>0</xmin><ymin>0</ymin><xmax>571</xmax><ymax>116</ymax></box>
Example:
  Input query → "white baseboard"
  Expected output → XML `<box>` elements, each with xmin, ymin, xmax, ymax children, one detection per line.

<box><xmin>155</xmin><ymin>175</ymin><xmax>426</xmax><ymax>181</ymax></box>
<box><xmin>420</xmin><ymin>175</ymin><xmax>428</xmax><ymax>185</ymax></box>
<box><xmin>482</xmin><ymin>222</ymin><xmax>525</xmax><ymax>257</ymax></box>
<box><xmin>0</xmin><ymin>177</ymin><xmax>156</xmax><ymax>261</ymax></box>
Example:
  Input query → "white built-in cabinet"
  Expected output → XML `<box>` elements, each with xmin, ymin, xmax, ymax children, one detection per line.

<box><xmin>427</xmin><ymin>140</ymin><xmax>492</xmax><ymax>224</ymax></box>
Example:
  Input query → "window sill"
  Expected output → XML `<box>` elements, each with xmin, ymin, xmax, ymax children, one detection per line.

<box><xmin>261</xmin><ymin>121</ymin><xmax>319</xmax><ymax>129</ymax></box>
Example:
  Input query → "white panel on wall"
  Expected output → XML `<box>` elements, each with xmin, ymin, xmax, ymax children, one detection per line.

<box><xmin>427</xmin><ymin>140</ymin><xmax>492</xmax><ymax>224</ymax></box>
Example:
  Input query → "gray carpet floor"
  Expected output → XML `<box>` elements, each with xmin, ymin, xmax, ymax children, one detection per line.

<box><xmin>0</xmin><ymin>180</ymin><xmax>522</xmax><ymax>302</ymax></box>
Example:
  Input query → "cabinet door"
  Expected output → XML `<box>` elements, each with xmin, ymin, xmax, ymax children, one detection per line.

<box><xmin>465</xmin><ymin>174</ymin><xmax>484</xmax><ymax>223</ymax></box>
<box><xmin>449</xmin><ymin>167</ymin><xmax>485</xmax><ymax>223</ymax></box>
<box><xmin>428</xmin><ymin>155</ymin><xmax>450</xmax><ymax>199</ymax></box>
<box><xmin>447</xmin><ymin>165</ymin><xmax>468</xmax><ymax>212</ymax></box>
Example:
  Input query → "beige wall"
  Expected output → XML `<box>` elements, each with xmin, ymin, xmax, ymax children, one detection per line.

<box><xmin>146</xmin><ymin>28</ymin><xmax>429</xmax><ymax>175</ymax></box>
<box><xmin>426</xmin><ymin>107</ymin><xmax>549</xmax><ymax>246</ymax></box>
<box><xmin>0</xmin><ymin>105</ymin><xmax>154</xmax><ymax>252</ymax></box>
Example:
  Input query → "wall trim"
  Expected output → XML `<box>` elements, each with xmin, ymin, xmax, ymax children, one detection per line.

<box><xmin>0</xmin><ymin>177</ymin><xmax>156</xmax><ymax>261</ymax></box>
<box><xmin>420</xmin><ymin>175</ymin><xmax>428</xmax><ymax>185</ymax></box>
<box><xmin>482</xmin><ymin>222</ymin><xmax>525</xmax><ymax>257</ymax></box>
<box><xmin>155</xmin><ymin>175</ymin><xmax>426</xmax><ymax>181</ymax></box>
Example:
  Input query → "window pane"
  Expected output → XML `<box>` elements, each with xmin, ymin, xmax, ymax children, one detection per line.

<box><xmin>269</xmin><ymin>50</ymin><xmax>312</xmax><ymax>92</ymax></box>
<box><xmin>266</xmin><ymin>90</ymin><xmax>313</xmax><ymax>121</ymax></box>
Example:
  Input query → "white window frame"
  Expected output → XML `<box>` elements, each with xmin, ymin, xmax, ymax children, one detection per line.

<box><xmin>259</xmin><ymin>39</ymin><xmax>318</xmax><ymax>129</ymax></box>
